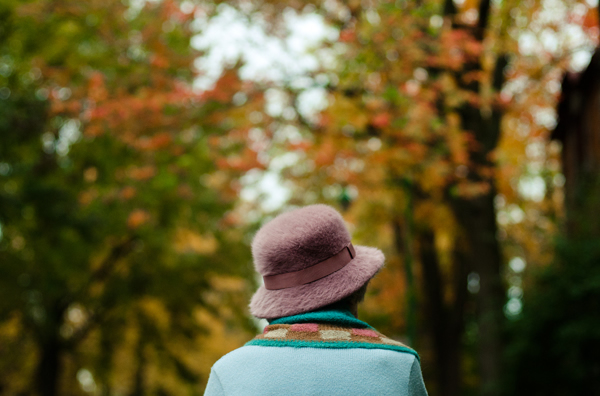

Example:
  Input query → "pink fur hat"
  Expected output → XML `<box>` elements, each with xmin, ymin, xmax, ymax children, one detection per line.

<box><xmin>249</xmin><ymin>204</ymin><xmax>385</xmax><ymax>319</ymax></box>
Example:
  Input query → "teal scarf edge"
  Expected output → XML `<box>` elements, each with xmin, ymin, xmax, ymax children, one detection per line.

<box><xmin>269</xmin><ymin>309</ymin><xmax>375</xmax><ymax>330</ymax></box>
<box><xmin>245</xmin><ymin>339</ymin><xmax>420</xmax><ymax>361</ymax></box>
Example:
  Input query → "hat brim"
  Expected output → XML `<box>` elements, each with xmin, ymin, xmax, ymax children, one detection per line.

<box><xmin>249</xmin><ymin>245</ymin><xmax>385</xmax><ymax>320</ymax></box>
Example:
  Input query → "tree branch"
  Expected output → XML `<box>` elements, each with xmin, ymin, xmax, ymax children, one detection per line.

<box><xmin>60</xmin><ymin>236</ymin><xmax>139</xmax><ymax>348</ymax></box>
<box><xmin>90</xmin><ymin>236</ymin><xmax>138</xmax><ymax>283</ymax></box>
<box><xmin>443</xmin><ymin>0</ymin><xmax>457</xmax><ymax>17</ymax></box>
<box><xmin>477</xmin><ymin>0</ymin><xmax>492</xmax><ymax>40</ymax></box>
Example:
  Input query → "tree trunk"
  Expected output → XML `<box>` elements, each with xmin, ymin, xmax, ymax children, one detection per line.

<box><xmin>452</xmin><ymin>183</ymin><xmax>503</xmax><ymax>396</ymax></box>
<box><xmin>450</xmin><ymin>12</ymin><xmax>507</xmax><ymax>389</ymax></box>
<box><xmin>392</xmin><ymin>178</ymin><xmax>418</xmax><ymax>346</ymax></box>
<box><xmin>418</xmin><ymin>230</ymin><xmax>465</xmax><ymax>396</ymax></box>
<box><xmin>36</xmin><ymin>338</ymin><xmax>61</xmax><ymax>396</ymax></box>
<box><xmin>35</xmin><ymin>300</ymin><xmax>68</xmax><ymax>396</ymax></box>
<box><xmin>130</xmin><ymin>323</ymin><xmax>147</xmax><ymax>396</ymax></box>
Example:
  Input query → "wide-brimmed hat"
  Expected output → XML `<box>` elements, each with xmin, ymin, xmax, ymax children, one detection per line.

<box><xmin>249</xmin><ymin>204</ymin><xmax>385</xmax><ymax>319</ymax></box>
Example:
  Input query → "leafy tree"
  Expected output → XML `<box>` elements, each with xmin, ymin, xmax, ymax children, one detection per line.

<box><xmin>502</xmin><ymin>237</ymin><xmax>600</xmax><ymax>396</ymax></box>
<box><xmin>0</xmin><ymin>1</ymin><xmax>258</xmax><ymax>395</ymax></box>
<box><xmin>503</xmin><ymin>35</ymin><xmax>600</xmax><ymax>393</ymax></box>
<box><xmin>210</xmin><ymin>1</ymin><xmax>597</xmax><ymax>395</ymax></box>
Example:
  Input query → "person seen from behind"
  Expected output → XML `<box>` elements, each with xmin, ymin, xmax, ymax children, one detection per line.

<box><xmin>204</xmin><ymin>204</ymin><xmax>428</xmax><ymax>395</ymax></box>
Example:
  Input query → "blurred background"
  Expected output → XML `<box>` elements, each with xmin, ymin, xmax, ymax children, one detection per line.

<box><xmin>1</xmin><ymin>0</ymin><xmax>599</xmax><ymax>395</ymax></box>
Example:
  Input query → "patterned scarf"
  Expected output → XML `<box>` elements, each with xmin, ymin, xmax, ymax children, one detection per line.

<box><xmin>246</xmin><ymin>309</ymin><xmax>419</xmax><ymax>360</ymax></box>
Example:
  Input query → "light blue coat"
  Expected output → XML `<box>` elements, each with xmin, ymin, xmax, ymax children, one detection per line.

<box><xmin>204</xmin><ymin>310</ymin><xmax>428</xmax><ymax>396</ymax></box>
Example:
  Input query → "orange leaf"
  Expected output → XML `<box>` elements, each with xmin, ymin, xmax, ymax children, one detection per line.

<box><xmin>372</xmin><ymin>113</ymin><xmax>391</xmax><ymax>129</ymax></box>
<box><xmin>127</xmin><ymin>209</ymin><xmax>150</xmax><ymax>229</ymax></box>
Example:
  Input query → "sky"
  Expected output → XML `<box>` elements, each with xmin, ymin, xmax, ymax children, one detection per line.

<box><xmin>191</xmin><ymin>4</ymin><xmax>338</xmax><ymax>212</ymax></box>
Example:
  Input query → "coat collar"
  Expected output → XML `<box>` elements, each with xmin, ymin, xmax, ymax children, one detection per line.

<box><xmin>269</xmin><ymin>308</ymin><xmax>375</xmax><ymax>330</ymax></box>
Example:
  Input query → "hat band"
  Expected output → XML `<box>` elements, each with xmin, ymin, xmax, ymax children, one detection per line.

<box><xmin>263</xmin><ymin>243</ymin><xmax>356</xmax><ymax>290</ymax></box>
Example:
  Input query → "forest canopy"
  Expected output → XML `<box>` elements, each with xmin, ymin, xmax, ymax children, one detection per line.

<box><xmin>0</xmin><ymin>0</ymin><xmax>599</xmax><ymax>395</ymax></box>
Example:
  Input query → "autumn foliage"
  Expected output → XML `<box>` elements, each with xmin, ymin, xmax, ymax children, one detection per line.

<box><xmin>1</xmin><ymin>0</ymin><xmax>599</xmax><ymax>395</ymax></box>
